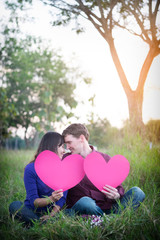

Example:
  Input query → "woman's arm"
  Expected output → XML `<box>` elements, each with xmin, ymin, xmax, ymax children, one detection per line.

<box><xmin>34</xmin><ymin>190</ymin><xmax>63</xmax><ymax>208</ymax></box>
<box><xmin>39</xmin><ymin>191</ymin><xmax>68</xmax><ymax>222</ymax></box>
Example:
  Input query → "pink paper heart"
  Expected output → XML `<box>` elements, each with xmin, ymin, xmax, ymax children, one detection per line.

<box><xmin>35</xmin><ymin>150</ymin><xmax>85</xmax><ymax>191</ymax></box>
<box><xmin>84</xmin><ymin>152</ymin><xmax>130</xmax><ymax>191</ymax></box>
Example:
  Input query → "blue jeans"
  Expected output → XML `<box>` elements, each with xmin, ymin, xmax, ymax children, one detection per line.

<box><xmin>9</xmin><ymin>201</ymin><xmax>41</xmax><ymax>225</ymax></box>
<box><xmin>65</xmin><ymin>187</ymin><xmax>145</xmax><ymax>216</ymax></box>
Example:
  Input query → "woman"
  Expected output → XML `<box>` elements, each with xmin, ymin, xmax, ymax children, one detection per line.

<box><xmin>9</xmin><ymin>132</ymin><xmax>67</xmax><ymax>225</ymax></box>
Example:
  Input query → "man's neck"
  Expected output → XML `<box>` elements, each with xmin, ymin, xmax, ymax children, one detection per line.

<box><xmin>80</xmin><ymin>145</ymin><xmax>92</xmax><ymax>158</ymax></box>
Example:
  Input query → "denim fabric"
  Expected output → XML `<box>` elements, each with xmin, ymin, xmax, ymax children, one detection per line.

<box><xmin>9</xmin><ymin>201</ymin><xmax>41</xmax><ymax>225</ymax></box>
<box><xmin>65</xmin><ymin>186</ymin><xmax>145</xmax><ymax>216</ymax></box>
<box><xmin>104</xmin><ymin>186</ymin><xmax>145</xmax><ymax>214</ymax></box>
<box><xmin>71</xmin><ymin>196</ymin><xmax>104</xmax><ymax>215</ymax></box>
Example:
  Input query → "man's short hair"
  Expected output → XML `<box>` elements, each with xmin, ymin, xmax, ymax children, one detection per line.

<box><xmin>62</xmin><ymin>123</ymin><xmax>89</xmax><ymax>141</ymax></box>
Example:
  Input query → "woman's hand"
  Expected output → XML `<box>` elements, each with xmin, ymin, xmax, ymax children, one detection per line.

<box><xmin>102</xmin><ymin>185</ymin><xmax>120</xmax><ymax>200</ymax></box>
<box><xmin>40</xmin><ymin>214</ymin><xmax>50</xmax><ymax>222</ymax></box>
<box><xmin>50</xmin><ymin>189</ymin><xmax>63</xmax><ymax>202</ymax></box>
<box><xmin>40</xmin><ymin>205</ymin><xmax>61</xmax><ymax>223</ymax></box>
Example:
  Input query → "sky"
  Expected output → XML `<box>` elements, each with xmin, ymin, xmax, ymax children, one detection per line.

<box><xmin>1</xmin><ymin>0</ymin><xmax>160</xmax><ymax>130</ymax></box>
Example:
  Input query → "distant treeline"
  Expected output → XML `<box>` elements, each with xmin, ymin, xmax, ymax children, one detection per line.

<box><xmin>1</xmin><ymin>119</ymin><xmax>160</xmax><ymax>150</ymax></box>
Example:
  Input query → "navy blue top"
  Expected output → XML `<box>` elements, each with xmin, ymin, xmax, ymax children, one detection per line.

<box><xmin>24</xmin><ymin>162</ymin><xmax>67</xmax><ymax>212</ymax></box>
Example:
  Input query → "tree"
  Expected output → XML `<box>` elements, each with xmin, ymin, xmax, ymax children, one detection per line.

<box><xmin>0</xmin><ymin>32</ymin><xmax>79</xmax><ymax>146</ymax></box>
<box><xmin>0</xmin><ymin>87</ymin><xmax>16</xmax><ymax>147</ymax></box>
<box><xmin>41</xmin><ymin>0</ymin><xmax>160</xmax><ymax>130</ymax></box>
<box><xmin>0</xmin><ymin>3</ymin><xmax>82</xmax><ymax>147</ymax></box>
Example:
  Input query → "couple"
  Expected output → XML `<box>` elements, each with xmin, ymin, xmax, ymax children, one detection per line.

<box><xmin>9</xmin><ymin>123</ymin><xmax>145</xmax><ymax>226</ymax></box>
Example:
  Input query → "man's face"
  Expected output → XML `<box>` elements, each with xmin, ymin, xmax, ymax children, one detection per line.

<box><xmin>64</xmin><ymin>134</ymin><xmax>83</xmax><ymax>155</ymax></box>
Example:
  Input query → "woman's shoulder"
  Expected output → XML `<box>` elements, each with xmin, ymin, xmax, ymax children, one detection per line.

<box><xmin>24</xmin><ymin>162</ymin><xmax>35</xmax><ymax>173</ymax></box>
<box><xmin>24</xmin><ymin>162</ymin><xmax>38</xmax><ymax>180</ymax></box>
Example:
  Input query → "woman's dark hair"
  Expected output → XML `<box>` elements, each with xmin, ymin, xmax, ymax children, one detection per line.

<box><xmin>31</xmin><ymin>132</ymin><xmax>64</xmax><ymax>163</ymax></box>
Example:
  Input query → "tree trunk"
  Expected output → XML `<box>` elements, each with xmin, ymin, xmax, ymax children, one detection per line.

<box><xmin>127</xmin><ymin>89</ymin><xmax>144</xmax><ymax>130</ymax></box>
<box><xmin>24</xmin><ymin>128</ymin><xmax>29</xmax><ymax>149</ymax></box>
<box><xmin>107</xmin><ymin>37</ymin><xmax>157</xmax><ymax>130</ymax></box>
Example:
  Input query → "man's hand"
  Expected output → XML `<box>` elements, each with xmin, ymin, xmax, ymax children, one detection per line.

<box><xmin>102</xmin><ymin>185</ymin><xmax>120</xmax><ymax>200</ymax></box>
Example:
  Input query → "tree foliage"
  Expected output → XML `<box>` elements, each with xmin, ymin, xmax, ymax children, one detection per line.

<box><xmin>0</xmin><ymin>31</ymin><xmax>78</xmax><ymax>145</ymax></box>
<box><xmin>0</xmin><ymin>87</ymin><xmax>16</xmax><ymax>146</ymax></box>
<box><xmin>86</xmin><ymin>118</ymin><xmax>119</xmax><ymax>148</ymax></box>
<box><xmin>0</xmin><ymin>1</ymin><xmax>86</xmax><ymax>147</ymax></box>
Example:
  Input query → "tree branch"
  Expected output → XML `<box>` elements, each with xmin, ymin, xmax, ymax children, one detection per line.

<box><xmin>133</xmin><ymin>2</ymin><xmax>145</xmax><ymax>21</ymax></box>
<box><xmin>95</xmin><ymin>0</ymin><xmax>106</xmax><ymax>27</ymax></box>
<box><xmin>137</xmin><ymin>46</ymin><xmax>159</xmax><ymax>93</ymax></box>
<box><xmin>153</xmin><ymin>0</ymin><xmax>160</xmax><ymax>17</ymax></box>
<box><xmin>76</xmin><ymin>0</ymin><xmax>101</xmax><ymax>23</ymax></box>
<box><xmin>75</xmin><ymin>0</ymin><xmax>105</xmax><ymax>38</ymax></box>
<box><xmin>109</xmin><ymin>38</ymin><xmax>132</xmax><ymax>96</ymax></box>
<box><xmin>96</xmin><ymin>0</ymin><xmax>104</xmax><ymax>18</ymax></box>
<box><xmin>106</xmin><ymin>0</ymin><xmax>118</xmax><ymax>22</ymax></box>
<box><xmin>43</xmin><ymin>0</ymin><xmax>80</xmax><ymax>16</ymax></box>
<box><xmin>122</xmin><ymin>2</ymin><xmax>151</xmax><ymax>44</ymax></box>
<box><xmin>114</xmin><ymin>21</ymin><xmax>148</xmax><ymax>43</ymax></box>
<box><xmin>149</xmin><ymin>0</ymin><xmax>157</xmax><ymax>41</ymax></box>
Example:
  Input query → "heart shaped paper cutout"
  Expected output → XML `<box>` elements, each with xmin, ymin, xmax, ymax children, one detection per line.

<box><xmin>35</xmin><ymin>150</ymin><xmax>85</xmax><ymax>191</ymax></box>
<box><xmin>84</xmin><ymin>152</ymin><xmax>130</xmax><ymax>191</ymax></box>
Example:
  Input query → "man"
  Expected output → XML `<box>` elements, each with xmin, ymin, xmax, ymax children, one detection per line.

<box><xmin>62</xmin><ymin>123</ymin><xmax>145</xmax><ymax>216</ymax></box>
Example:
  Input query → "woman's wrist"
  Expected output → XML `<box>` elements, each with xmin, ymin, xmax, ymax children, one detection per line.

<box><xmin>48</xmin><ymin>196</ymin><xmax>55</xmax><ymax>204</ymax></box>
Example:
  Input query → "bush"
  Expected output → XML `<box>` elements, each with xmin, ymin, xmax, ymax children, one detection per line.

<box><xmin>86</xmin><ymin>118</ymin><xmax>119</xmax><ymax>149</ymax></box>
<box><xmin>145</xmin><ymin>120</ymin><xmax>160</xmax><ymax>143</ymax></box>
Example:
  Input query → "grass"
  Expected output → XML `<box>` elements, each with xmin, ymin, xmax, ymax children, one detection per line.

<box><xmin>0</xmin><ymin>138</ymin><xmax>160</xmax><ymax>240</ymax></box>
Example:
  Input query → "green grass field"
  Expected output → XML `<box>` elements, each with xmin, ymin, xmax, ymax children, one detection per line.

<box><xmin>0</xmin><ymin>139</ymin><xmax>160</xmax><ymax>240</ymax></box>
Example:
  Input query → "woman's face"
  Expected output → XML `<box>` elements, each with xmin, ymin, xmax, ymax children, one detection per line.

<box><xmin>57</xmin><ymin>144</ymin><xmax>65</xmax><ymax>159</ymax></box>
